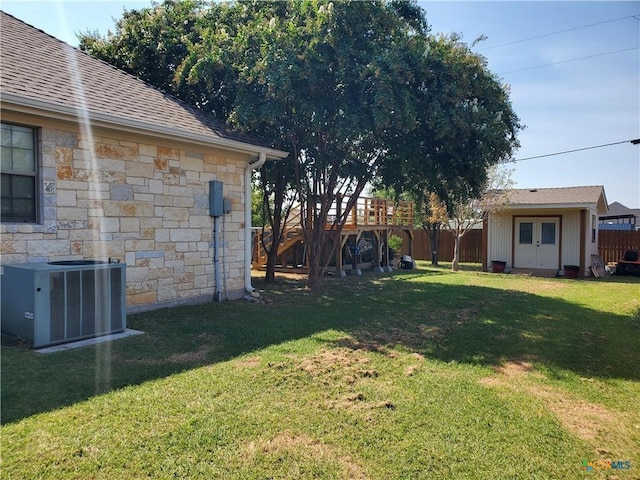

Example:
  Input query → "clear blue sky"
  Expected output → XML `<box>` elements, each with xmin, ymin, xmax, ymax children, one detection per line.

<box><xmin>2</xmin><ymin>0</ymin><xmax>639</xmax><ymax>208</ymax></box>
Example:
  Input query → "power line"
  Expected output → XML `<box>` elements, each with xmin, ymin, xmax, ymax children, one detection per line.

<box><xmin>497</xmin><ymin>46</ymin><xmax>639</xmax><ymax>75</ymax></box>
<box><xmin>478</xmin><ymin>15</ymin><xmax>639</xmax><ymax>51</ymax></box>
<box><xmin>512</xmin><ymin>139</ymin><xmax>640</xmax><ymax>163</ymax></box>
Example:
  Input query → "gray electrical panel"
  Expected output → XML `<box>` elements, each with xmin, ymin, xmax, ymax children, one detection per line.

<box><xmin>1</xmin><ymin>261</ymin><xmax>126</xmax><ymax>348</ymax></box>
<box><xmin>209</xmin><ymin>180</ymin><xmax>224</xmax><ymax>217</ymax></box>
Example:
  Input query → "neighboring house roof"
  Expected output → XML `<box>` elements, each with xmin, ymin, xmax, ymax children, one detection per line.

<box><xmin>600</xmin><ymin>201</ymin><xmax>639</xmax><ymax>220</ymax></box>
<box><xmin>502</xmin><ymin>186</ymin><xmax>608</xmax><ymax>214</ymax></box>
<box><xmin>0</xmin><ymin>12</ymin><xmax>287</xmax><ymax>159</ymax></box>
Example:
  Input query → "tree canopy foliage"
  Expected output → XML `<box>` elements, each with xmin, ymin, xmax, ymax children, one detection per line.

<box><xmin>377</xmin><ymin>33</ymin><xmax>521</xmax><ymax>212</ymax></box>
<box><xmin>79</xmin><ymin>0</ymin><xmax>521</xmax><ymax>289</ymax></box>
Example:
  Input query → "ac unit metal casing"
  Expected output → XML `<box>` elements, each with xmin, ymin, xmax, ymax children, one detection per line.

<box><xmin>1</xmin><ymin>261</ymin><xmax>126</xmax><ymax>348</ymax></box>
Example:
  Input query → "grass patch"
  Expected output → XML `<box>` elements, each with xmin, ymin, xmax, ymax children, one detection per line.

<box><xmin>2</xmin><ymin>263</ymin><xmax>639</xmax><ymax>479</ymax></box>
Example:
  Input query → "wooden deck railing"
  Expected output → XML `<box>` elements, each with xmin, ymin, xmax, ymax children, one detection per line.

<box><xmin>253</xmin><ymin>196</ymin><xmax>414</xmax><ymax>267</ymax></box>
<box><xmin>327</xmin><ymin>196</ymin><xmax>414</xmax><ymax>229</ymax></box>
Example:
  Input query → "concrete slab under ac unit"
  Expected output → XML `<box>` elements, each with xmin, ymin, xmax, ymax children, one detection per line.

<box><xmin>35</xmin><ymin>329</ymin><xmax>144</xmax><ymax>354</ymax></box>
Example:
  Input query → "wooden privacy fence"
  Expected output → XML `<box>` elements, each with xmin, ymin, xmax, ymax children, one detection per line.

<box><xmin>598</xmin><ymin>230</ymin><xmax>640</xmax><ymax>263</ymax></box>
<box><xmin>394</xmin><ymin>228</ymin><xmax>640</xmax><ymax>264</ymax></box>
<box><xmin>394</xmin><ymin>229</ymin><xmax>483</xmax><ymax>263</ymax></box>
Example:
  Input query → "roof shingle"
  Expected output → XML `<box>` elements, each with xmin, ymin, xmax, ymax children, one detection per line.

<box><xmin>506</xmin><ymin>186</ymin><xmax>606</xmax><ymax>206</ymax></box>
<box><xmin>0</xmin><ymin>11</ymin><xmax>283</xmax><ymax>154</ymax></box>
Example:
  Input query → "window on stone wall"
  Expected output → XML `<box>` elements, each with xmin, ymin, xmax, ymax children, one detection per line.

<box><xmin>1</xmin><ymin>122</ymin><xmax>39</xmax><ymax>223</ymax></box>
<box><xmin>591</xmin><ymin>214</ymin><xmax>596</xmax><ymax>243</ymax></box>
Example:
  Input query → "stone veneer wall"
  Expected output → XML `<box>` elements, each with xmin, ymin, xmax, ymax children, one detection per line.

<box><xmin>0</xmin><ymin>120</ymin><xmax>249</xmax><ymax>308</ymax></box>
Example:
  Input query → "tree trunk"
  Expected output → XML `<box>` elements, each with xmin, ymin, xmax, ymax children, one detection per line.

<box><xmin>431</xmin><ymin>225</ymin><xmax>440</xmax><ymax>265</ymax></box>
<box><xmin>306</xmin><ymin>230</ymin><xmax>323</xmax><ymax>290</ymax></box>
<box><xmin>264</xmin><ymin>230</ymin><xmax>281</xmax><ymax>282</ymax></box>
<box><xmin>452</xmin><ymin>234</ymin><xmax>461</xmax><ymax>271</ymax></box>
<box><xmin>265</xmin><ymin>249</ymin><xmax>277</xmax><ymax>283</ymax></box>
<box><xmin>261</xmin><ymin>162</ymin><xmax>288</xmax><ymax>283</ymax></box>
<box><xmin>424</xmin><ymin>224</ymin><xmax>440</xmax><ymax>265</ymax></box>
<box><xmin>263</xmin><ymin>219</ymin><xmax>281</xmax><ymax>283</ymax></box>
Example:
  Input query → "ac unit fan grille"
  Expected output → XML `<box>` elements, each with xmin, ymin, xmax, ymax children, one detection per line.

<box><xmin>49</xmin><ymin>268</ymin><xmax>124</xmax><ymax>344</ymax></box>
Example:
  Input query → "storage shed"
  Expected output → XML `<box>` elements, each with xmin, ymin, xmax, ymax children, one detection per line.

<box><xmin>485</xmin><ymin>186</ymin><xmax>608</xmax><ymax>277</ymax></box>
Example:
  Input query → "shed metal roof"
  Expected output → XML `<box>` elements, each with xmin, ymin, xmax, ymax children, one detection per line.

<box><xmin>0</xmin><ymin>11</ymin><xmax>287</xmax><ymax>159</ymax></box>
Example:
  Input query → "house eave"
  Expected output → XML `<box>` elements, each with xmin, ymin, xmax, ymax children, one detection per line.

<box><xmin>504</xmin><ymin>203</ymin><xmax>599</xmax><ymax>211</ymax></box>
<box><xmin>1</xmin><ymin>93</ymin><xmax>289</xmax><ymax>160</ymax></box>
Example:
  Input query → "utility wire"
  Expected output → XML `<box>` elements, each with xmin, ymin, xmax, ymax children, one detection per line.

<box><xmin>512</xmin><ymin>139</ymin><xmax>640</xmax><ymax>163</ymax></box>
<box><xmin>478</xmin><ymin>15</ymin><xmax>639</xmax><ymax>51</ymax></box>
<box><xmin>497</xmin><ymin>46</ymin><xmax>639</xmax><ymax>75</ymax></box>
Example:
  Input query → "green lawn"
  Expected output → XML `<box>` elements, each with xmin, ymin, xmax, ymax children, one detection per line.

<box><xmin>2</xmin><ymin>263</ymin><xmax>639</xmax><ymax>479</ymax></box>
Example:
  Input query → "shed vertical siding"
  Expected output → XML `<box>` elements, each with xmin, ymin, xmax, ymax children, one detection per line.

<box><xmin>587</xmin><ymin>207</ymin><xmax>600</xmax><ymax>259</ymax></box>
<box><xmin>489</xmin><ymin>208</ymin><xmax>597</xmax><ymax>275</ymax></box>
<box><xmin>487</xmin><ymin>211</ymin><xmax>512</xmax><ymax>268</ymax></box>
<box><xmin>562</xmin><ymin>210</ymin><xmax>581</xmax><ymax>267</ymax></box>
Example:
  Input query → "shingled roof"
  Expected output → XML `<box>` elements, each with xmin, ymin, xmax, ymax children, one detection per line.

<box><xmin>601</xmin><ymin>201</ymin><xmax>639</xmax><ymax>220</ymax></box>
<box><xmin>504</xmin><ymin>186</ymin><xmax>608</xmax><ymax>213</ymax></box>
<box><xmin>0</xmin><ymin>12</ymin><xmax>286</xmax><ymax>158</ymax></box>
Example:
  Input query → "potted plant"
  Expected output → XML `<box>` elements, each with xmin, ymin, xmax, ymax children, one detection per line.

<box><xmin>387</xmin><ymin>234</ymin><xmax>402</xmax><ymax>260</ymax></box>
<box><xmin>491</xmin><ymin>260</ymin><xmax>507</xmax><ymax>273</ymax></box>
<box><xmin>564</xmin><ymin>265</ymin><xmax>580</xmax><ymax>278</ymax></box>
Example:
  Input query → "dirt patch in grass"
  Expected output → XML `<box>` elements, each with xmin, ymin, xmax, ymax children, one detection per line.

<box><xmin>493</xmin><ymin>357</ymin><xmax>537</xmax><ymax>377</ymax></box>
<box><xmin>478</xmin><ymin>358</ymin><xmax>537</xmax><ymax>387</ymax></box>
<box><xmin>404</xmin><ymin>365</ymin><xmax>419</xmax><ymax>376</ymax></box>
<box><xmin>521</xmin><ymin>280</ymin><xmax>568</xmax><ymax>294</ymax></box>
<box><xmin>336</xmin><ymin>337</ymin><xmax>394</xmax><ymax>357</ymax></box>
<box><xmin>241</xmin><ymin>431</ymin><xmax>368</xmax><ymax>479</ymax></box>
<box><xmin>236</xmin><ymin>356</ymin><xmax>262</xmax><ymax>368</ymax></box>
<box><xmin>122</xmin><ymin>347</ymin><xmax>210</xmax><ymax>366</ymax></box>
<box><xmin>479</xmin><ymin>360</ymin><xmax>632</xmax><ymax>449</ymax></box>
<box><xmin>327</xmin><ymin>392</ymin><xmax>395</xmax><ymax>412</ymax></box>
<box><xmin>404</xmin><ymin>353</ymin><xmax>426</xmax><ymax>377</ymax></box>
<box><xmin>344</xmin><ymin>310</ymin><xmax>477</xmax><ymax>352</ymax></box>
<box><xmin>298</xmin><ymin>348</ymin><xmax>376</xmax><ymax>381</ymax></box>
<box><xmin>168</xmin><ymin>345</ymin><xmax>211</xmax><ymax>364</ymax></box>
<box><xmin>526</xmin><ymin>385</ymin><xmax>619</xmax><ymax>443</ymax></box>
<box><xmin>289</xmin><ymin>347</ymin><xmax>399</xmax><ymax>413</ymax></box>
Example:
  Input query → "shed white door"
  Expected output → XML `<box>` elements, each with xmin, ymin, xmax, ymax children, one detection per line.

<box><xmin>514</xmin><ymin>217</ymin><xmax>560</xmax><ymax>269</ymax></box>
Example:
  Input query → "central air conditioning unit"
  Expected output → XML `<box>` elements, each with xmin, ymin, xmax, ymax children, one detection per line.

<box><xmin>1</xmin><ymin>260</ymin><xmax>126</xmax><ymax>348</ymax></box>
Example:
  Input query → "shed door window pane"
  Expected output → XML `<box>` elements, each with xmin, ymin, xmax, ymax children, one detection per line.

<box><xmin>519</xmin><ymin>222</ymin><xmax>533</xmax><ymax>244</ymax></box>
<box><xmin>541</xmin><ymin>222</ymin><xmax>556</xmax><ymax>245</ymax></box>
<box><xmin>1</xmin><ymin>123</ymin><xmax>38</xmax><ymax>223</ymax></box>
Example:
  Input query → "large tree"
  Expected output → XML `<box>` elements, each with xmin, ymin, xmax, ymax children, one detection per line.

<box><xmin>80</xmin><ymin>1</ymin><xmax>521</xmax><ymax>289</ymax></box>
<box><xmin>379</xmin><ymin>33</ymin><xmax>521</xmax><ymax>220</ymax></box>
<box><xmin>79</xmin><ymin>0</ymin><xmax>227</xmax><ymax>114</ymax></box>
<box><xmin>186</xmin><ymin>0</ymin><xmax>429</xmax><ymax>289</ymax></box>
